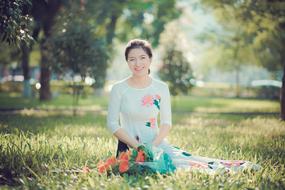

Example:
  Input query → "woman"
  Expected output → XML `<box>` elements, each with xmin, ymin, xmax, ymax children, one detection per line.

<box><xmin>107</xmin><ymin>39</ymin><xmax>259</xmax><ymax>173</ymax></box>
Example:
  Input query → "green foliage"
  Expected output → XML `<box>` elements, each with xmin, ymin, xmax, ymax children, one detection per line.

<box><xmin>0</xmin><ymin>0</ymin><xmax>33</xmax><ymax>45</ymax></box>
<box><xmin>51</xmin><ymin>21</ymin><xmax>108</xmax><ymax>88</ymax></box>
<box><xmin>159</xmin><ymin>47</ymin><xmax>194</xmax><ymax>96</ymax></box>
<box><xmin>115</xmin><ymin>0</ymin><xmax>180</xmax><ymax>47</ymax></box>
<box><xmin>200</xmin><ymin>0</ymin><xmax>284</xmax><ymax>73</ymax></box>
<box><xmin>0</xmin><ymin>42</ymin><xmax>21</xmax><ymax>65</ymax></box>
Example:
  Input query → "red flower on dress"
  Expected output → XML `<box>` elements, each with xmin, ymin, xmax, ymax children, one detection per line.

<box><xmin>141</xmin><ymin>95</ymin><xmax>154</xmax><ymax>106</ymax></box>
<box><xmin>146</xmin><ymin>117</ymin><xmax>156</xmax><ymax>128</ymax></box>
<box><xmin>220</xmin><ymin>160</ymin><xmax>245</xmax><ymax>167</ymax></box>
<box><xmin>189</xmin><ymin>160</ymin><xmax>208</xmax><ymax>169</ymax></box>
<box><xmin>155</xmin><ymin>94</ymin><xmax>161</xmax><ymax>100</ymax></box>
<box><xmin>149</xmin><ymin>118</ymin><xmax>156</xmax><ymax>128</ymax></box>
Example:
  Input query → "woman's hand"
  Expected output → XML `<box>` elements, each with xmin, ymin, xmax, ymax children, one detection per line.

<box><xmin>113</xmin><ymin>128</ymin><xmax>140</xmax><ymax>149</ymax></box>
<box><xmin>152</xmin><ymin>124</ymin><xmax>172</xmax><ymax>147</ymax></box>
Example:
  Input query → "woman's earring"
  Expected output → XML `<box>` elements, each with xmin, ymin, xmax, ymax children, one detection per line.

<box><xmin>148</xmin><ymin>69</ymin><xmax>150</xmax><ymax>74</ymax></box>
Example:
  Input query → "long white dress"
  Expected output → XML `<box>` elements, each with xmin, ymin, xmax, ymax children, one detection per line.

<box><xmin>107</xmin><ymin>76</ymin><xmax>260</xmax><ymax>173</ymax></box>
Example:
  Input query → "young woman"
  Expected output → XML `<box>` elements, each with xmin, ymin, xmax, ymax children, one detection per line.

<box><xmin>107</xmin><ymin>39</ymin><xmax>259</xmax><ymax>173</ymax></box>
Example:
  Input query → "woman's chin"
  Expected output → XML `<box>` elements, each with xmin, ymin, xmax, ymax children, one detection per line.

<box><xmin>132</xmin><ymin>70</ymin><xmax>147</xmax><ymax>76</ymax></box>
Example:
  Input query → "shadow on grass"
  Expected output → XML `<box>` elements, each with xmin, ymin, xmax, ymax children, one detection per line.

<box><xmin>173</xmin><ymin>112</ymin><xmax>279</xmax><ymax>126</ymax></box>
<box><xmin>0</xmin><ymin>112</ymin><xmax>106</xmax><ymax>135</ymax></box>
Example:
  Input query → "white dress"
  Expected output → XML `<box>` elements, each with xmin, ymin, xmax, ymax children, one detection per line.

<box><xmin>107</xmin><ymin>76</ymin><xmax>260</xmax><ymax>173</ymax></box>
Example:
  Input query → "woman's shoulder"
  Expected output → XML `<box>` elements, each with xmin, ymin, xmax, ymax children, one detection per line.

<box><xmin>152</xmin><ymin>77</ymin><xmax>169</xmax><ymax>90</ymax></box>
<box><xmin>110</xmin><ymin>77</ymin><xmax>128</xmax><ymax>92</ymax></box>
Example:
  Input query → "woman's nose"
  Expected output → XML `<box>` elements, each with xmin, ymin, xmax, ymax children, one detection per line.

<box><xmin>134</xmin><ymin>60</ymin><xmax>143</xmax><ymax>66</ymax></box>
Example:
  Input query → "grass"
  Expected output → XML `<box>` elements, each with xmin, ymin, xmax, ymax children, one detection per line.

<box><xmin>0</xmin><ymin>93</ymin><xmax>284</xmax><ymax>189</ymax></box>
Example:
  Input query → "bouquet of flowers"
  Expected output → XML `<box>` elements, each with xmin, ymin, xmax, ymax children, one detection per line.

<box><xmin>97</xmin><ymin>144</ymin><xmax>176</xmax><ymax>175</ymax></box>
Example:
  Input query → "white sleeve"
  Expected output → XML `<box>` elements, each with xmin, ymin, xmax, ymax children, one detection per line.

<box><xmin>107</xmin><ymin>85</ymin><xmax>122</xmax><ymax>133</ymax></box>
<box><xmin>160</xmin><ymin>84</ymin><xmax>172</xmax><ymax>127</ymax></box>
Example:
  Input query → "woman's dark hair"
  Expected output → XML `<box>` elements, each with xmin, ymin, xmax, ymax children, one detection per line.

<box><xmin>124</xmin><ymin>39</ymin><xmax>153</xmax><ymax>61</ymax></box>
<box><xmin>125</xmin><ymin>39</ymin><xmax>152</xmax><ymax>74</ymax></box>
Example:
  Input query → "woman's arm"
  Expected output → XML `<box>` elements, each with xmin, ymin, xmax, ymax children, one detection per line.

<box><xmin>153</xmin><ymin>84</ymin><xmax>172</xmax><ymax>147</ymax></box>
<box><xmin>113</xmin><ymin>128</ymin><xmax>140</xmax><ymax>149</ymax></box>
<box><xmin>107</xmin><ymin>85</ymin><xmax>140</xmax><ymax>149</ymax></box>
<box><xmin>152</xmin><ymin>124</ymin><xmax>171</xmax><ymax>146</ymax></box>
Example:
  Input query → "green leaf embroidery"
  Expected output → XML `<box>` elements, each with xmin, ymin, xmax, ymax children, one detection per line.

<box><xmin>153</xmin><ymin>99</ymin><xmax>160</xmax><ymax>110</ymax></box>
<box><xmin>182</xmin><ymin>151</ymin><xmax>191</xmax><ymax>157</ymax></box>
<box><xmin>146</xmin><ymin>122</ymin><xmax>151</xmax><ymax>127</ymax></box>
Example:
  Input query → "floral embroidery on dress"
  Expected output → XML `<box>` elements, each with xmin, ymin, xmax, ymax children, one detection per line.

<box><xmin>145</xmin><ymin>117</ymin><xmax>156</xmax><ymax>128</ymax></box>
<box><xmin>141</xmin><ymin>94</ymin><xmax>161</xmax><ymax>110</ymax></box>
<box><xmin>141</xmin><ymin>95</ymin><xmax>153</xmax><ymax>107</ymax></box>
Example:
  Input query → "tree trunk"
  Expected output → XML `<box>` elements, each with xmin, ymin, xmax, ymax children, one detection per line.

<box><xmin>39</xmin><ymin>38</ymin><xmax>52</xmax><ymax>100</ymax></box>
<box><xmin>279</xmin><ymin>21</ymin><xmax>285</xmax><ymax>121</ymax></box>
<box><xmin>21</xmin><ymin>42</ymin><xmax>32</xmax><ymax>98</ymax></box>
<box><xmin>32</xmin><ymin>0</ymin><xmax>62</xmax><ymax>101</ymax></box>
<box><xmin>280</xmin><ymin>49</ymin><xmax>285</xmax><ymax>120</ymax></box>
<box><xmin>106</xmin><ymin>14</ymin><xmax>118</xmax><ymax>45</ymax></box>
<box><xmin>235</xmin><ymin>65</ymin><xmax>240</xmax><ymax>98</ymax></box>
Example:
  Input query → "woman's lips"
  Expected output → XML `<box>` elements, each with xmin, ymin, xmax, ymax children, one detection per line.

<box><xmin>134</xmin><ymin>67</ymin><xmax>144</xmax><ymax>71</ymax></box>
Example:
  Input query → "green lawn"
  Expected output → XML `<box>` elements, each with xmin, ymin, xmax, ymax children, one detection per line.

<box><xmin>0</xmin><ymin>93</ymin><xmax>284</xmax><ymax>189</ymax></box>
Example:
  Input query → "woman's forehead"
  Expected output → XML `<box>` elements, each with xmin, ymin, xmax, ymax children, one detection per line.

<box><xmin>128</xmin><ymin>48</ymin><xmax>148</xmax><ymax>57</ymax></box>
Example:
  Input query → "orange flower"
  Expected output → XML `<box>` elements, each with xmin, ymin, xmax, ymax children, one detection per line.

<box><xmin>119</xmin><ymin>151</ymin><xmax>130</xmax><ymax>161</ymax></box>
<box><xmin>106</xmin><ymin>156</ymin><xmax>117</xmax><ymax>166</ymax></box>
<box><xmin>118</xmin><ymin>151</ymin><xmax>130</xmax><ymax>173</ymax></box>
<box><xmin>119</xmin><ymin>159</ymin><xmax>129</xmax><ymax>173</ymax></box>
<box><xmin>97</xmin><ymin>161</ymin><xmax>108</xmax><ymax>174</ymax></box>
<box><xmin>135</xmin><ymin>150</ymin><xmax>145</xmax><ymax>162</ymax></box>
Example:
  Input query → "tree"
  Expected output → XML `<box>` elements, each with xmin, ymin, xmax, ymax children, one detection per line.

<box><xmin>201</xmin><ymin>0</ymin><xmax>285</xmax><ymax>120</ymax></box>
<box><xmin>0</xmin><ymin>42</ymin><xmax>21</xmax><ymax>81</ymax></box>
<box><xmin>30</xmin><ymin>0</ymin><xmax>64</xmax><ymax>100</ymax></box>
<box><xmin>159</xmin><ymin>46</ymin><xmax>194</xmax><ymax>96</ymax></box>
<box><xmin>0</xmin><ymin>0</ymin><xmax>32</xmax><ymax>45</ymax></box>
<box><xmin>113</xmin><ymin>0</ymin><xmax>180</xmax><ymax>47</ymax></box>
<box><xmin>1</xmin><ymin>0</ymin><xmax>179</xmax><ymax>101</ymax></box>
<box><xmin>0</xmin><ymin>0</ymin><xmax>34</xmax><ymax>97</ymax></box>
<box><xmin>51</xmin><ymin>15</ymin><xmax>109</xmax><ymax>115</ymax></box>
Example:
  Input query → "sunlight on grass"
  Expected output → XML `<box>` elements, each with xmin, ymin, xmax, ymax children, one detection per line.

<box><xmin>0</xmin><ymin>96</ymin><xmax>284</xmax><ymax>189</ymax></box>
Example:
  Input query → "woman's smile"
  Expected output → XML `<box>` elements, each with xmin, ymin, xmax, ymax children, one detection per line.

<box><xmin>134</xmin><ymin>67</ymin><xmax>144</xmax><ymax>72</ymax></box>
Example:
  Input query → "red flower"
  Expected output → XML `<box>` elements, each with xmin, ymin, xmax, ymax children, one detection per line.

<box><xmin>149</xmin><ymin>118</ymin><xmax>156</xmax><ymax>128</ymax></box>
<box><xmin>106</xmin><ymin>156</ymin><xmax>117</xmax><ymax>166</ymax></box>
<box><xmin>142</xmin><ymin>95</ymin><xmax>154</xmax><ymax>106</ymax></box>
<box><xmin>118</xmin><ymin>151</ymin><xmax>130</xmax><ymax>173</ymax></box>
<box><xmin>119</xmin><ymin>159</ymin><xmax>129</xmax><ymax>173</ymax></box>
<box><xmin>135</xmin><ymin>150</ymin><xmax>145</xmax><ymax>162</ymax></box>
<box><xmin>119</xmin><ymin>151</ymin><xmax>130</xmax><ymax>161</ymax></box>
<box><xmin>97</xmin><ymin>161</ymin><xmax>108</xmax><ymax>174</ymax></box>
<box><xmin>155</xmin><ymin>94</ymin><xmax>161</xmax><ymax>100</ymax></box>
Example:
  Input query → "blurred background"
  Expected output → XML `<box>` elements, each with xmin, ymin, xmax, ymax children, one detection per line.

<box><xmin>0</xmin><ymin>0</ymin><xmax>284</xmax><ymax>117</ymax></box>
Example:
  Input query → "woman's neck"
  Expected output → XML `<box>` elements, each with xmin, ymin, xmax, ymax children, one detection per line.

<box><xmin>128</xmin><ymin>75</ymin><xmax>152</xmax><ymax>88</ymax></box>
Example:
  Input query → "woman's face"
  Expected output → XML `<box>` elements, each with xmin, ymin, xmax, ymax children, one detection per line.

<box><xmin>126</xmin><ymin>48</ymin><xmax>151</xmax><ymax>77</ymax></box>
